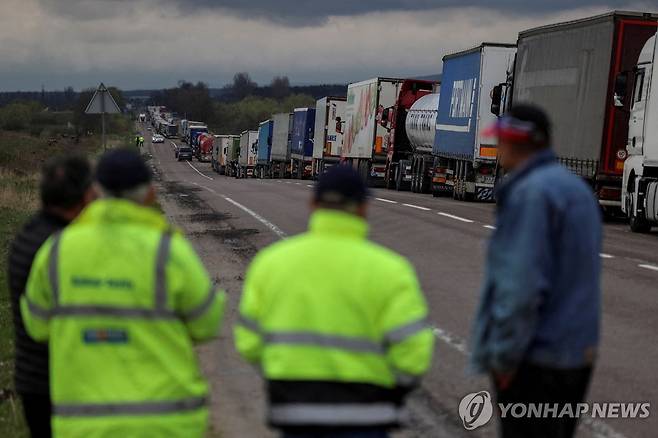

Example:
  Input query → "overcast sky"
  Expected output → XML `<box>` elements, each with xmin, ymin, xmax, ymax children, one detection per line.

<box><xmin>0</xmin><ymin>0</ymin><xmax>655</xmax><ymax>91</ymax></box>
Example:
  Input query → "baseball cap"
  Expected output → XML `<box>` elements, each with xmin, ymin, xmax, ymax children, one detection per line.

<box><xmin>95</xmin><ymin>148</ymin><xmax>152</xmax><ymax>193</ymax></box>
<box><xmin>314</xmin><ymin>165</ymin><xmax>369</xmax><ymax>205</ymax></box>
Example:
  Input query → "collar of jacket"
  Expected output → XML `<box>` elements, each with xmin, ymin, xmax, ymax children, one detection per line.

<box><xmin>495</xmin><ymin>148</ymin><xmax>557</xmax><ymax>203</ymax></box>
<box><xmin>73</xmin><ymin>198</ymin><xmax>174</xmax><ymax>233</ymax></box>
<box><xmin>309</xmin><ymin>209</ymin><xmax>369</xmax><ymax>239</ymax></box>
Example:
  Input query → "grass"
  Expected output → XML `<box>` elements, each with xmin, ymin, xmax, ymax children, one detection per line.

<box><xmin>0</xmin><ymin>119</ymin><xmax>132</xmax><ymax>436</ymax></box>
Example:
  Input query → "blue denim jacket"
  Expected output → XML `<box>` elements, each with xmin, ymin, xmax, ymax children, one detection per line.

<box><xmin>470</xmin><ymin>149</ymin><xmax>602</xmax><ymax>373</ymax></box>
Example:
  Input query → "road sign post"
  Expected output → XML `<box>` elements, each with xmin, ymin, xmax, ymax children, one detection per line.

<box><xmin>85</xmin><ymin>83</ymin><xmax>121</xmax><ymax>151</ymax></box>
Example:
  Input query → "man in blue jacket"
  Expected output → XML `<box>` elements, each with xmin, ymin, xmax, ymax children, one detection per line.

<box><xmin>470</xmin><ymin>105</ymin><xmax>602</xmax><ymax>438</ymax></box>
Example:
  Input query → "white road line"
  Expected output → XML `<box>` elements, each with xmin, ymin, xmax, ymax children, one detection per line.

<box><xmin>483</xmin><ymin>225</ymin><xmax>496</xmax><ymax>230</ymax></box>
<box><xmin>438</xmin><ymin>212</ymin><xmax>474</xmax><ymax>223</ymax></box>
<box><xmin>285</xmin><ymin>181</ymin><xmax>292</xmax><ymax>184</ymax></box>
<box><xmin>432</xmin><ymin>327</ymin><xmax>468</xmax><ymax>355</ymax></box>
<box><xmin>294</xmin><ymin>182</ymin><xmax>301</xmax><ymax>185</ymax></box>
<box><xmin>186</xmin><ymin>161</ymin><xmax>214</xmax><ymax>180</ymax></box>
<box><xmin>600</xmin><ymin>253</ymin><xmax>615</xmax><ymax>259</ymax></box>
<box><xmin>306</xmin><ymin>184</ymin><xmax>314</xmax><ymax>188</ymax></box>
<box><xmin>376</xmin><ymin>198</ymin><xmax>398</xmax><ymax>204</ymax></box>
<box><xmin>638</xmin><ymin>264</ymin><xmax>658</xmax><ymax>272</ymax></box>
<box><xmin>402</xmin><ymin>203</ymin><xmax>431</xmax><ymax>211</ymax></box>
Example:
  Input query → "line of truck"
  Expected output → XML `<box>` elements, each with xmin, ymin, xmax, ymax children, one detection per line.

<box><xmin>148</xmin><ymin>10</ymin><xmax>658</xmax><ymax>233</ymax></box>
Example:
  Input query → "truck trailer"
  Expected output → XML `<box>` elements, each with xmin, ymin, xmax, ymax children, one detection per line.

<box><xmin>256</xmin><ymin>119</ymin><xmax>274</xmax><ymax>178</ymax></box>
<box><xmin>211</xmin><ymin>135</ymin><xmax>238</xmax><ymax>175</ymax></box>
<box><xmin>270</xmin><ymin>113</ymin><xmax>293</xmax><ymax>178</ymax></box>
<box><xmin>405</xmin><ymin>93</ymin><xmax>440</xmax><ymax>193</ymax></box>
<box><xmin>225</xmin><ymin>136</ymin><xmax>242</xmax><ymax>177</ymax></box>
<box><xmin>291</xmin><ymin>108</ymin><xmax>316</xmax><ymax>179</ymax></box>
<box><xmin>238</xmin><ymin>130</ymin><xmax>259</xmax><ymax>178</ymax></box>
<box><xmin>434</xmin><ymin>43</ymin><xmax>517</xmax><ymax>201</ymax></box>
<box><xmin>512</xmin><ymin>11</ymin><xmax>658</xmax><ymax>210</ymax></box>
<box><xmin>196</xmin><ymin>132</ymin><xmax>213</xmax><ymax>162</ymax></box>
<box><xmin>313</xmin><ymin>96</ymin><xmax>346</xmax><ymax>177</ymax></box>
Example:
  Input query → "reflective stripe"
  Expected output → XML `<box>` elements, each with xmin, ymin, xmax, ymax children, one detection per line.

<box><xmin>54</xmin><ymin>396</ymin><xmax>207</xmax><ymax>417</ymax></box>
<box><xmin>51</xmin><ymin>306</ymin><xmax>176</xmax><ymax>319</ymax></box>
<box><xmin>154</xmin><ymin>232</ymin><xmax>172</xmax><ymax>311</ymax></box>
<box><xmin>394</xmin><ymin>371</ymin><xmax>421</xmax><ymax>387</ymax></box>
<box><xmin>183</xmin><ymin>286</ymin><xmax>217</xmax><ymax>321</ymax></box>
<box><xmin>27</xmin><ymin>299</ymin><xmax>51</xmax><ymax>320</ymax></box>
<box><xmin>48</xmin><ymin>232</ymin><xmax>62</xmax><ymax>305</ymax></box>
<box><xmin>236</xmin><ymin>314</ymin><xmax>262</xmax><ymax>333</ymax></box>
<box><xmin>264</xmin><ymin>332</ymin><xmax>383</xmax><ymax>355</ymax></box>
<box><xmin>269</xmin><ymin>403</ymin><xmax>399</xmax><ymax>426</ymax></box>
<box><xmin>384</xmin><ymin>317</ymin><xmax>430</xmax><ymax>345</ymax></box>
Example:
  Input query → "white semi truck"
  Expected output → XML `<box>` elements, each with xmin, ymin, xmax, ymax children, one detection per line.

<box><xmin>622</xmin><ymin>33</ymin><xmax>658</xmax><ymax>232</ymax></box>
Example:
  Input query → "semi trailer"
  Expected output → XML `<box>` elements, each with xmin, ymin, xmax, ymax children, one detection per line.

<box><xmin>512</xmin><ymin>11</ymin><xmax>658</xmax><ymax>210</ymax></box>
<box><xmin>225</xmin><ymin>136</ymin><xmax>242</xmax><ymax>177</ymax></box>
<box><xmin>270</xmin><ymin>112</ymin><xmax>293</xmax><ymax>178</ymax></box>
<box><xmin>196</xmin><ymin>132</ymin><xmax>213</xmax><ymax>162</ymax></box>
<box><xmin>291</xmin><ymin>108</ymin><xmax>316</xmax><ymax>179</ymax></box>
<box><xmin>313</xmin><ymin>96</ymin><xmax>346</xmax><ymax>177</ymax></box>
<box><xmin>211</xmin><ymin>135</ymin><xmax>239</xmax><ymax>175</ymax></box>
<box><xmin>238</xmin><ymin>130</ymin><xmax>259</xmax><ymax>178</ymax></box>
<box><xmin>404</xmin><ymin>93</ymin><xmax>440</xmax><ymax>193</ymax></box>
<box><xmin>434</xmin><ymin>43</ymin><xmax>517</xmax><ymax>201</ymax></box>
<box><xmin>256</xmin><ymin>119</ymin><xmax>274</xmax><ymax>178</ymax></box>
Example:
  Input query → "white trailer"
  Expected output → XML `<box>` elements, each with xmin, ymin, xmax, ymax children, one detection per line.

<box><xmin>211</xmin><ymin>135</ymin><xmax>238</xmax><ymax>175</ymax></box>
<box><xmin>313</xmin><ymin>96</ymin><xmax>346</xmax><ymax>177</ymax></box>
<box><xmin>239</xmin><ymin>130</ymin><xmax>258</xmax><ymax>178</ymax></box>
<box><xmin>270</xmin><ymin>112</ymin><xmax>293</xmax><ymax>178</ymax></box>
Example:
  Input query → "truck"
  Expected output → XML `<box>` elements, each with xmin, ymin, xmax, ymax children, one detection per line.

<box><xmin>225</xmin><ymin>136</ymin><xmax>242</xmax><ymax>177</ymax></box>
<box><xmin>270</xmin><ymin>113</ymin><xmax>293</xmax><ymax>178</ymax></box>
<box><xmin>212</xmin><ymin>135</ymin><xmax>239</xmax><ymax>175</ymax></box>
<box><xmin>291</xmin><ymin>108</ymin><xmax>316</xmax><ymax>179</ymax></box>
<box><xmin>256</xmin><ymin>119</ymin><xmax>274</xmax><ymax>178</ymax></box>
<box><xmin>434</xmin><ymin>43</ymin><xmax>517</xmax><ymax>201</ymax></box>
<box><xmin>380</xmin><ymin>79</ymin><xmax>437</xmax><ymax>192</ymax></box>
<box><xmin>313</xmin><ymin>96</ymin><xmax>346</xmax><ymax>177</ymax></box>
<box><xmin>238</xmin><ymin>130</ymin><xmax>259</xmax><ymax>178</ymax></box>
<box><xmin>196</xmin><ymin>132</ymin><xmax>214</xmax><ymax>162</ymax></box>
<box><xmin>183</xmin><ymin>121</ymin><xmax>204</xmax><ymax>143</ymax></box>
<box><xmin>511</xmin><ymin>12</ymin><xmax>658</xmax><ymax>211</ymax></box>
<box><xmin>622</xmin><ymin>27</ymin><xmax>658</xmax><ymax>232</ymax></box>
<box><xmin>188</xmin><ymin>124</ymin><xmax>208</xmax><ymax>156</ymax></box>
<box><xmin>405</xmin><ymin>92</ymin><xmax>440</xmax><ymax>193</ymax></box>
<box><xmin>165</xmin><ymin>123</ymin><xmax>178</xmax><ymax>139</ymax></box>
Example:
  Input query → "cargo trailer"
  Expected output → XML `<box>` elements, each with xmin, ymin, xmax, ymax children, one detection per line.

<box><xmin>313</xmin><ymin>96</ymin><xmax>346</xmax><ymax>177</ymax></box>
<box><xmin>434</xmin><ymin>43</ymin><xmax>517</xmax><ymax>201</ymax></box>
<box><xmin>226</xmin><ymin>136</ymin><xmax>242</xmax><ymax>177</ymax></box>
<box><xmin>270</xmin><ymin>113</ymin><xmax>293</xmax><ymax>178</ymax></box>
<box><xmin>211</xmin><ymin>134</ymin><xmax>239</xmax><ymax>175</ymax></box>
<box><xmin>256</xmin><ymin>119</ymin><xmax>274</xmax><ymax>178</ymax></box>
<box><xmin>291</xmin><ymin>108</ymin><xmax>316</xmax><ymax>179</ymax></box>
<box><xmin>512</xmin><ymin>11</ymin><xmax>658</xmax><ymax>209</ymax></box>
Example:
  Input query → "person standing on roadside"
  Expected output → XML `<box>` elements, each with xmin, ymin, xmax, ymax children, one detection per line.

<box><xmin>8</xmin><ymin>155</ymin><xmax>96</xmax><ymax>438</ymax></box>
<box><xmin>470</xmin><ymin>105</ymin><xmax>602</xmax><ymax>438</ymax></box>
<box><xmin>235</xmin><ymin>165</ymin><xmax>435</xmax><ymax>438</ymax></box>
<box><xmin>21</xmin><ymin>149</ymin><xmax>225</xmax><ymax>438</ymax></box>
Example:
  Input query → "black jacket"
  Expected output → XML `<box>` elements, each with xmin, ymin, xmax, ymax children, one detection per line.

<box><xmin>8</xmin><ymin>211</ymin><xmax>69</xmax><ymax>396</ymax></box>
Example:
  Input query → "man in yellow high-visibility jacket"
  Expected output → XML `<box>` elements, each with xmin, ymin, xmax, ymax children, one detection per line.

<box><xmin>22</xmin><ymin>148</ymin><xmax>225</xmax><ymax>438</ymax></box>
<box><xmin>235</xmin><ymin>165</ymin><xmax>435</xmax><ymax>438</ymax></box>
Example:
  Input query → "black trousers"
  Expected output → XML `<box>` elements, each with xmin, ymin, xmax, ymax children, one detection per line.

<box><xmin>21</xmin><ymin>393</ymin><xmax>52</xmax><ymax>438</ymax></box>
<box><xmin>494</xmin><ymin>362</ymin><xmax>592</xmax><ymax>438</ymax></box>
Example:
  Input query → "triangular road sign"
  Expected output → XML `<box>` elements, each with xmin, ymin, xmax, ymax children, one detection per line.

<box><xmin>85</xmin><ymin>83</ymin><xmax>121</xmax><ymax>114</ymax></box>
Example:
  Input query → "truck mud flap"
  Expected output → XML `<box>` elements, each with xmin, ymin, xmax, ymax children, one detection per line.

<box><xmin>476</xmin><ymin>187</ymin><xmax>494</xmax><ymax>202</ymax></box>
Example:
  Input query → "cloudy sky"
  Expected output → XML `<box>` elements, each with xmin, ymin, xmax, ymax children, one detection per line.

<box><xmin>0</xmin><ymin>0</ymin><xmax>655</xmax><ymax>91</ymax></box>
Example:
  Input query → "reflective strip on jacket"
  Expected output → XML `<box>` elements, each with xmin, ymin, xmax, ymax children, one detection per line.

<box><xmin>234</xmin><ymin>209</ymin><xmax>434</xmax><ymax>428</ymax></box>
<box><xmin>21</xmin><ymin>199</ymin><xmax>226</xmax><ymax>438</ymax></box>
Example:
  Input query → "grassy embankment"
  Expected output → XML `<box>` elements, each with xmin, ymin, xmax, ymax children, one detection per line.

<box><xmin>0</xmin><ymin>113</ymin><xmax>133</xmax><ymax>436</ymax></box>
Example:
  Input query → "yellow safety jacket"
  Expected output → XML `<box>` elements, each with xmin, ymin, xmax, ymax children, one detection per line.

<box><xmin>22</xmin><ymin>199</ymin><xmax>225</xmax><ymax>438</ymax></box>
<box><xmin>234</xmin><ymin>209</ymin><xmax>434</xmax><ymax>428</ymax></box>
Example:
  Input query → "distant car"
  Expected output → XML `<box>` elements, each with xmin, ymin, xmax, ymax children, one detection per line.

<box><xmin>152</xmin><ymin>135</ymin><xmax>165</xmax><ymax>144</ymax></box>
<box><xmin>147</xmin><ymin>126</ymin><xmax>152</xmax><ymax>131</ymax></box>
<box><xmin>177</xmin><ymin>146</ymin><xmax>193</xmax><ymax>161</ymax></box>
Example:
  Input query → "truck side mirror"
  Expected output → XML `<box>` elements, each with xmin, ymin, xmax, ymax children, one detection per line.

<box><xmin>614</xmin><ymin>73</ymin><xmax>628</xmax><ymax>107</ymax></box>
<box><xmin>490</xmin><ymin>84</ymin><xmax>503</xmax><ymax>116</ymax></box>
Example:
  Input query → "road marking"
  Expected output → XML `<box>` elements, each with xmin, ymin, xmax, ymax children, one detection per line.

<box><xmin>432</xmin><ymin>327</ymin><xmax>468</xmax><ymax>354</ymax></box>
<box><xmin>186</xmin><ymin>161</ymin><xmax>214</xmax><ymax>180</ymax></box>
<box><xmin>483</xmin><ymin>225</ymin><xmax>496</xmax><ymax>230</ymax></box>
<box><xmin>600</xmin><ymin>253</ymin><xmax>615</xmax><ymax>259</ymax></box>
<box><xmin>285</xmin><ymin>181</ymin><xmax>292</xmax><ymax>184</ymax></box>
<box><xmin>193</xmin><ymin>183</ymin><xmax>287</xmax><ymax>239</ymax></box>
<box><xmin>402</xmin><ymin>203</ymin><xmax>431</xmax><ymax>211</ymax></box>
<box><xmin>294</xmin><ymin>182</ymin><xmax>301</xmax><ymax>185</ymax></box>
<box><xmin>376</xmin><ymin>197</ymin><xmax>398</xmax><ymax>204</ymax></box>
<box><xmin>638</xmin><ymin>264</ymin><xmax>658</xmax><ymax>272</ymax></box>
<box><xmin>437</xmin><ymin>212</ymin><xmax>474</xmax><ymax>223</ymax></box>
<box><xmin>306</xmin><ymin>184</ymin><xmax>314</xmax><ymax>188</ymax></box>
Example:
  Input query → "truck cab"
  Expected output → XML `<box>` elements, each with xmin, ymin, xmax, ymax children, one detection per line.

<box><xmin>622</xmin><ymin>33</ymin><xmax>658</xmax><ymax>231</ymax></box>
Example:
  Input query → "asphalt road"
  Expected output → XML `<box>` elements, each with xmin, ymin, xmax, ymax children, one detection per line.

<box><xmin>146</xmin><ymin>133</ymin><xmax>658</xmax><ymax>438</ymax></box>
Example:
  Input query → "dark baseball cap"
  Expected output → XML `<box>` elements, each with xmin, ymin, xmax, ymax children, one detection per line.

<box><xmin>314</xmin><ymin>165</ymin><xmax>369</xmax><ymax>205</ymax></box>
<box><xmin>95</xmin><ymin>148</ymin><xmax>152</xmax><ymax>193</ymax></box>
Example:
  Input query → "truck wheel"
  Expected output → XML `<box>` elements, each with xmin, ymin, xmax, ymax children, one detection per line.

<box><xmin>630</xmin><ymin>213</ymin><xmax>651</xmax><ymax>233</ymax></box>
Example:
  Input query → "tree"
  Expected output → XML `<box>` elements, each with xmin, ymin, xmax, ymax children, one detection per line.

<box><xmin>270</xmin><ymin>76</ymin><xmax>291</xmax><ymax>100</ymax></box>
<box><xmin>232</xmin><ymin>72</ymin><xmax>258</xmax><ymax>100</ymax></box>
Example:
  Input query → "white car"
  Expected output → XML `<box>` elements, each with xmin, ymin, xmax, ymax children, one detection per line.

<box><xmin>152</xmin><ymin>135</ymin><xmax>165</xmax><ymax>144</ymax></box>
